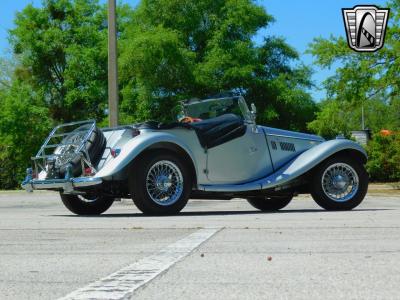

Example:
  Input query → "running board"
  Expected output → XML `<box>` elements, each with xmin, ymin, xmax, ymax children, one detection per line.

<box><xmin>198</xmin><ymin>160</ymin><xmax>297</xmax><ymax>193</ymax></box>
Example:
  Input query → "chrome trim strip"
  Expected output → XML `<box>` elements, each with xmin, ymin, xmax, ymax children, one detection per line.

<box><xmin>72</xmin><ymin>177</ymin><xmax>103</xmax><ymax>187</ymax></box>
<box><xmin>266</xmin><ymin>133</ymin><xmax>324</xmax><ymax>142</ymax></box>
<box><xmin>199</xmin><ymin>182</ymin><xmax>262</xmax><ymax>192</ymax></box>
<box><xmin>261</xmin><ymin>128</ymin><xmax>275</xmax><ymax>172</ymax></box>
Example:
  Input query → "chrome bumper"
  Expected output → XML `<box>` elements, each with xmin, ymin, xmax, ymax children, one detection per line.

<box><xmin>21</xmin><ymin>176</ymin><xmax>102</xmax><ymax>193</ymax></box>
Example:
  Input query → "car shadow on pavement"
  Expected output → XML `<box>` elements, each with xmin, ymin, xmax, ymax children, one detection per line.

<box><xmin>54</xmin><ymin>208</ymin><xmax>393</xmax><ymax>218</ymax></box>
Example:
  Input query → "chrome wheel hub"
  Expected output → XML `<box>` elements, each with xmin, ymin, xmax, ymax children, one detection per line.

<box><xmin>322</xmin><ymin>163</ymin><xmax>359</xmax><ymax>202</ymax></box>
<box><xmin>146</xmin><ymin>160</ymin><xmax>183</xmax><ymax>206</ymax></box>
<box><xmin>54</xmin><ymin>133</ymin><xmax>84</xmax><ymax>167</ymax></box>
<box><xmin>155</xmin><ymin>175</ymin><xmax>172</xmax><ymax>192</ymax></box>
<box><xmin>332</xmin><ymin>174</ymin><xmax>347</xmax><ymax>189</ymax></box>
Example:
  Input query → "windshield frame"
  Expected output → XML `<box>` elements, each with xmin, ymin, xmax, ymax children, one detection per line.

<box><xmin>181</xmin><ymin>96</ymin><xmax>253</xmax><ymax>123</ymax></box>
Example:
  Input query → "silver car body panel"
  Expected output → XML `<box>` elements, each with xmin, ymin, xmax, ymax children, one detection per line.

<box><xmin>95</xmin><ymin>129</ymin><xmax>203</xmax><ymax>182</ymax></box>
<box><xmin>198</xmin><ymin>139</ymin><xmax>366</xmax><ymax>192</ymax></box>
<box><xmin>98</xmin><ymin>128</ymin><xmax>136</xmax><ymax>170</ymax></box>
<box><xmin>262</xmin><ymin>127</ymin><xmax>325</xmax><ymax>170</ymax></box>
<box><xmin>205</xmin><ymin>125</ymin><xmax>273</xmax><ymax>184</ymax></box>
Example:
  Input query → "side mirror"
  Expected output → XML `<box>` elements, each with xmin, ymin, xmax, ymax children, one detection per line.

<box><xmin>251</xmin><ymin>103</ymin><xmax>257</xmax><ymax>114</ymax></box>
<box><xmin>249</xmin><ymin>103</ymin><xmax>258</xmax><ymax>133</ymax></box>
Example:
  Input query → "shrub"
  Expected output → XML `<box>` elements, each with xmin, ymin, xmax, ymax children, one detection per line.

<box><xmin>366</xmin><ymin>134</ymin><xmax>400</xmax><ymax>182</ymax></box>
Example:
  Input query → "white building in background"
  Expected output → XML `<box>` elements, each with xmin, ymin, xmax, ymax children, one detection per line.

<box><xmin>351</xmin><ymin>130</ymin><xmax>371</xmax><ymax>145</ymax></box>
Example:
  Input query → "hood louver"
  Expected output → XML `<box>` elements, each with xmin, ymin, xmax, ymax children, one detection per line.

<box><xmin>279</xmin><ymin>142</ymin><xmax>296</xmax><ymax>152</ymax></box>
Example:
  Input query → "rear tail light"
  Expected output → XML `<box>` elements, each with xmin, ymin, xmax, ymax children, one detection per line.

<box><xmin>27</xmin><ymin>168</ymin><xmax>37</xmax><ymax>179</ymax></box>
<box><xmin>84</xmin><ymin>167</ymin><xmax>94</xmax><ymax>176</ymax></box>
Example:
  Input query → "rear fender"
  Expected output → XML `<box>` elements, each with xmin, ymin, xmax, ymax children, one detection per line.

<box><xmin>94</xmin><ymin>131</ymin><xmax>197</xmax><ymax>179</ymax></box>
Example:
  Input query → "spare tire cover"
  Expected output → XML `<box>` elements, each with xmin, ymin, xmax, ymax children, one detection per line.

<box><xmin>53</xmin><ymin>125</ymin><xmax>106</xmax><ymax>177</ymax></box>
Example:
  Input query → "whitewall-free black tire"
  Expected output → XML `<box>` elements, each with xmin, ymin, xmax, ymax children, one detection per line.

<box><xmin>310</xmin><ymin>156</ymin><xmax>368</xmax><ymax>210</ymax></box>
<box><xmin>130</xmin><ymin>151</ymin><xmax>192</xmax><ymax>215</ymax></box>
<box><xmin>60</xmin><ymin>193</ymin><xmax>115</xmax><ymax>215</ymax></box>
<box><xmin>247</xmin><ymin>195</ymin><xmax>293</xmax><ymax>211</ymax></box>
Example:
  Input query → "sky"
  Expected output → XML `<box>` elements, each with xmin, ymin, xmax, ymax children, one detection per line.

<box><xmin>0</xmin><ymin>0</ymin><xmax>389</xmax><ymax>101</ymax></box>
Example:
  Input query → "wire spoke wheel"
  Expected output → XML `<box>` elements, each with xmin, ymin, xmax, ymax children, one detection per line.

<box><xmin>145</xmin><ymin>160</ymin><xmax>184</xmax><ymax>206</ymax></box>
<box><xmin>54</xmin><ymin>133</ymin><xmax>85</xmax><ymax>167</ymax></box>
<box><xmin>321</xmin><ymin>163</ymin><xmax>359</xmax><ymax>202</ymax></box>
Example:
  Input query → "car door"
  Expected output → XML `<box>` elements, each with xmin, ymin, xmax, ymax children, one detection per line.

<box><xmin>206</xmin><ymin>125</ymin><xmax>273</xmax><ymax>184</ymax></box>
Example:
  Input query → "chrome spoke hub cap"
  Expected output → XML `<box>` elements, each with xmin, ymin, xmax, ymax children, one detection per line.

<box><xmin>146</xmin><ymin>160</ymin><xmax>183</xmax><ymax>206</ymax></box>
<box><xmin>322</xmin><ymin>163</ymin><xmax>359</xmax><ymax>202</ymax></box>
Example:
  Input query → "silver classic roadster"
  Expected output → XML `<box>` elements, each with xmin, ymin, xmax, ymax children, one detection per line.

<box><xmin>22</xmin><ymin>96</ymin><xmax>368</xmax><ymax>215</ymax></box>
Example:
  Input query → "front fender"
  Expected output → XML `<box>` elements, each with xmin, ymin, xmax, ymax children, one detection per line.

<box><xmin>261</xmin><ymin>139</ymin><xmax>367</xmax><ymax>189</ymax></box>
<box><xmin>95</xmin><ymin>131</ymin><xmax>197</xmax><ymax>179</ymax></box>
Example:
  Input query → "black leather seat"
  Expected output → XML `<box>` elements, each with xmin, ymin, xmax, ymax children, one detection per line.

<box><xmin>189</xmin><ymin>114</ymin><xmax>246</xmax><ymax>148</ymax></box>
<box><xmin>138</xmin><ymin>114</ymin><xmax>246</xmax><ymax>149</ymax></box>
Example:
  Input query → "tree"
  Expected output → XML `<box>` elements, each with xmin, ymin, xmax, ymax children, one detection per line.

<box><xmin>0</xmin><ymin>57</ymin><xmax>15</xmax><ymax>89</ymax></box>
<box><xmin>8</xmin><ymin>0</ymin><xmax>316</xmax><ymax>128</ymax></box>
<box><xmin>1</xmin><ymin>0</ymin><xmax>133</xmax><ymax>187</ymax></box>
<box><xmin>307</xmin><ymin>0</ymin><xmax>400</xmax><ymax>137</ymax></box>
<box><xmin>0</xmin><ymin>81</ymin><xmax>52</xmax><ymax>188</ymax></box>
<box><xmin>119</xmin><ymin>0</ymin><xmax>316</xmax><ymax>130</ymax></box>
<box><xmin>0</xmin><ymin>0</ymin><xmax>317</xmax><ymax>189</ymax></box>
<box><xmin>9</xmin><ymin>0</ymin><xmax>132</xmax><ymax>123</ymax></box>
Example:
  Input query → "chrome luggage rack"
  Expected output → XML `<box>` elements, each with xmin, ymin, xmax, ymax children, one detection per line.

<box><xmin>32</xmin><ymin>119</ymin><xmax>97</xmax><ymax>179</ymax></box>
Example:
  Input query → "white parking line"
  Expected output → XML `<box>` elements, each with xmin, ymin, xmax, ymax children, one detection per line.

<box><xmin>59</xmin><ymin>228</ymin><xmax>220</xmax><ymax>300</ymax></box>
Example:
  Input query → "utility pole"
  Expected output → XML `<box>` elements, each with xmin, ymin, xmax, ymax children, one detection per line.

<box><xmin>361</xmin><ymin>103</ymin><xmax>365</xmax><ymax>130</ymax></box>
<box><xmin>108</xmin><ymin>0</ymin><xmax>119</xmax><ymax>127</ymax></box>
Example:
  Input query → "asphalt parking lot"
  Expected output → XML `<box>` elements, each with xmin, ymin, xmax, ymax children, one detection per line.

<box><xmin>1</xmin><ymin>190</ymin><xmax>400</xmax><ymax>300</ymax></box>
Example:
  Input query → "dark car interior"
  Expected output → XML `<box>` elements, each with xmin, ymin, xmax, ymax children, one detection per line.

<box><xmin>138</xmin><ymin>113</ymin><xmax>246</xmax><ymax>149</ymax></box>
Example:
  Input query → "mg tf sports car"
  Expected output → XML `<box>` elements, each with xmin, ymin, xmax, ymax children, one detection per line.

<box><xmin>22</xmin><ymin>96</ymin><xmax>368</xmax><ymax>215</ymax></box>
